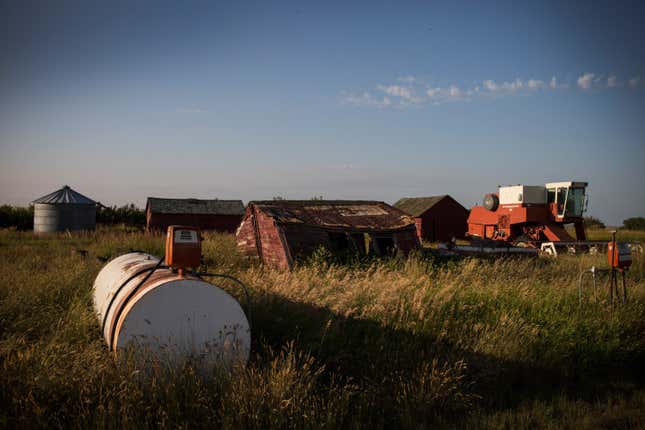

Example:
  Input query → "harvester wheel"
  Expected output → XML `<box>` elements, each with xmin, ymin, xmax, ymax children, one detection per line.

<box><xmin>483</xmin><ymin>194</ymin><xmax>499</xmax><ymax>211</ymax></box>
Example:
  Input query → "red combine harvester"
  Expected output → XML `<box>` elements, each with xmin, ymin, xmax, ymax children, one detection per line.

<box><xmin>468</xmin><ymin>181</ymin><xmax>587</xmax><ymax>244</ymax></box>
<box><xmin>465</xmin><ymin>181</ymin><xmax>600</xmax><ymax>255</ymax></box>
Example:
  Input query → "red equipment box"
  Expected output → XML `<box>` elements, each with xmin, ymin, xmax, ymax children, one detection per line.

<box><xmin>607</xmin><ymin>241</ymin><xmax>631</xmax><ymax>270</ymax></box>
<box><xmin>165</xmin><ymin>225</ymin><xmax>202</xmax><ymax>270</ymax></box>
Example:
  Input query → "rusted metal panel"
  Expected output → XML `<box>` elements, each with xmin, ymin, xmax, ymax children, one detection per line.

<box><xmin>248</xmin><ymin>200</ymin><xmax>416</xmax><ymax>232</ymax></box>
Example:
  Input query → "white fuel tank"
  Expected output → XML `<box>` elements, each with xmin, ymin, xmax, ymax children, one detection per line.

<box><xmin>93</xmin><ymin>252</ymin><xmax>250</xmax><ymax>367</ymax></box>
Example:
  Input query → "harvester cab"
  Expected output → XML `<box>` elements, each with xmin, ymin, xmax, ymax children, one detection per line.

<box><xmin>545</xmin><ymin>181</ymin><xmax>588</xmax><ymax>221</ymax></box>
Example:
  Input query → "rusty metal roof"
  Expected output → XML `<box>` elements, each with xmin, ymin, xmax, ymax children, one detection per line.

<box><xmin>147</xmin><ymin>198</ymin><xmax>244</xmax><ymax>215</ymax></box>
<box><xmin>32</xmin><ymin>185</ymin><xmax>95</xmax><ymax>205</ymax></box>
<box><xmin>249</xmin><ymin>200</ymin><xmax>416</xmax><ymax>231</ymax></box>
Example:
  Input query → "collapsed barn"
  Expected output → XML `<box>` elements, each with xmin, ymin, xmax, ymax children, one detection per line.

<box><xmin>394</xmin><ymin>195</ymin><xmax>469</xmax><ymax>242</ymax></box>
<box><xmin>146</xmin><ymin>198</ymin><xmax>244</xmax><ymax>232</ymax></box>
<box><xmin>236</xmin><ymin>200</ymin><xmax>420</xmax><ymax>270</ymax></box>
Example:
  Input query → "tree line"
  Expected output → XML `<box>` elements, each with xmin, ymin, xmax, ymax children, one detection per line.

<box><xmin>0</xmin><ymin>204</ymin><xmax>146</xmax><ymax>230</ymax></box>
<box><xmin>1</xmin><ymin>204</ymin><xmax>644</xmax><ymax>231</ymax></box>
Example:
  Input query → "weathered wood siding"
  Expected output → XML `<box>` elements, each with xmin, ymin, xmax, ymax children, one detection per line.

<box><xmin>147</xmin><ymin>211</ymin><xmax>242</xmax><ymax>233</ymax></box>
<box><xmin>417</xmin><ymin>197</ymin><xmax>468</xmax><ymax>242</ymax></box>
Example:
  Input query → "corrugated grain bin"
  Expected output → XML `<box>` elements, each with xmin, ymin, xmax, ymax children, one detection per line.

<box><xmin>93</xmin><ymin>252</ymin><xmax>250</xmax><ymax>367</ymax></box>
<box><xmin>32</xmin><ymin>185</ymin><xmax>96</xmax><ymax>233</ymax></box>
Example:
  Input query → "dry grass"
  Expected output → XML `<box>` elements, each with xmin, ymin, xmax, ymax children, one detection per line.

<box><xmin>0</xmin><ymin>229</ymin><xmax>644</xmax><ymax>428</ymax></box>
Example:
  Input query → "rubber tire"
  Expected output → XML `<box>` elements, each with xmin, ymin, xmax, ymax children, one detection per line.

<box><xmin>483</xmin><ymin>194</ymin><xmax>499</xmax><ymax>211</ymax></box>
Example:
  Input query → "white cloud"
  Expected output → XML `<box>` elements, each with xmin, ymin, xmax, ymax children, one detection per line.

<box><xmin>483</xmin><ymin>80</ymin><xmax>499</xmax><ymax>91</ymax></box>
<box><xmin>527</xmin><ymin>79</ymin><xmax>545</xmax><ymax>89</ymax></box>
<box><xmin>426</xmin><ymin>87</ymin><xmax>442</xmax><ymax>98</ymax></box>
<box><xmin>448</xmin><ymin>85</ymin><xmax>462</xmax><ymax>98</ymax></box>
<box><xmin>377</xmin><ymin>85</ymin><xmax>412</xmax><ymax>99</ymax></box>
<box><xmin>340</xmin><ymin>91</ymin><xmax>391</xmax><ymax>108</ymax></box>
<box><xmin>342</xmin><ymin>71</ymin><xmax>638</xmax><ymax>109</ymax></box>
<box><xmin>502</xmin><ymin>78</ymin><xmax>524</xmax><ymax>92</ymax></box>
<box><xmin>577</xmin><ymin>73</ymin><xmax>595</xmax><ymax>89</ymax></box>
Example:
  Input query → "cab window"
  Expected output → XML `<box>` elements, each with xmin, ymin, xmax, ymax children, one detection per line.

<box><xmin>547</xmin><ymin>189</ymin><xmax>556</xmax><ymax>204</ymax></box>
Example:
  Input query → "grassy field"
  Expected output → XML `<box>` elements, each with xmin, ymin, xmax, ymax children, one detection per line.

<box><xmin>1</xmin><ymin>229</ymin><xmax>644</xmax><ymax>429</ymax></box>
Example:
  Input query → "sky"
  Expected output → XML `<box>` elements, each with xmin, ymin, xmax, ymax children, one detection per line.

<box><xmin>1</xmin><ymin>0</ymin><xmax>644</xmax><ymax>225</ymax></box>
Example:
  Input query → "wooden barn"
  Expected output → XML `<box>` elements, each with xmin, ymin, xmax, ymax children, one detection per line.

<box><xmin>146</xmin><ymin>198</ymin><xmax>244</xmax><ymax>232</ymax></box>
<box><xmin>394</xmin><ymin>195</ymin><xmax>469</xmax><ymax>242</ymax></box>
<box><xmin>236</xmin><ymin>200</ymin><xmax>420</xmax><ymax>270</ymax></box>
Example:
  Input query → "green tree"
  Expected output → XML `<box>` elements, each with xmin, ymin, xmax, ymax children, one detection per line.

<box><xmin>623</xmin><ymin>217</ymin><xmax>645</xmax><ymax>230</ymax></box>
<box><xmin>584</xmin><ymin>216</ymin><xmax>605</xmax><ymax>229</ymax></box>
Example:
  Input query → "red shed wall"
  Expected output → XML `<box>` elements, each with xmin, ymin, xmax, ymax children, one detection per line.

<box><xmin>147</xmin><ymin>213</ymin><xmax>242</xmax><ymax>232</ymax></box>
<box><xmin>254</xmin><ymin>209</ymin><xmax>291</xmax><ymax>270</ymax></box>
<box><xmin>235</xmin><ymin>212</ymin><xmax>258</xmax><ymax>258</ymax></box>
<box><xmin>393</xmin><ymin>228</ymin><xmax>421</xmax><ymax>254</ymax></box>
<box><xmin>419</xmin><ymin>198</ymin><xmax>468</xmax><ymax>242</ymax></box>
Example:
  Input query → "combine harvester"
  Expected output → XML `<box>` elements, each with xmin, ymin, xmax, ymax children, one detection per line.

<box><xmin>440</xmin><ymin>181</ymin><xmax>639</xmax><ymax>257</ymax></box>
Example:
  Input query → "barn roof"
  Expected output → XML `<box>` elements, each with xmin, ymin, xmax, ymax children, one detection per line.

<box><xmin>32</xmin><ymin>185</ymin><xmax>95</xmax><ymax>205</ymax></box>
<box><xmin>249</xmin><ymin>200</ymin><xmax>416</xmax><ymax>231</ymax></box>
<box><xmin>393</xmin><ymin>195</ymin><xmax>457</xmax><ymax>217</ymax></box>
<box><xmin>146</xmin><ymin>198</ymin><xmax>245</xmax><ymax>215</ymax></box>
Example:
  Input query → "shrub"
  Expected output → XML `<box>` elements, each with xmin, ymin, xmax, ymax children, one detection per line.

<box><xmin>0</xmin><ymin>205</ymin><xmax>33</xmax><ymax>230</ymax></box>
<box><xmin>96</xmin><ymin>204</ymin><xmax>145</xmax><ymax>227</ymax></box>
<box><xmin>623</xmin><ymin>217</ymin><xmax>645</xmax><ymax>231</ymax></box>
<box><xmin>584</xmin><ymin>216</ymin><xmax>605</xmax><ymax>229</ymax></box>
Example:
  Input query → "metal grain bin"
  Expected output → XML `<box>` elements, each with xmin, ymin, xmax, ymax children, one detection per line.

<box><xmin>32</xmin><ymin>185</ymin><xmax>96</xmax><ymax>233</ymax></box>
<box><xmin>93</xmin><ymin>252</ymin><xmax>250</xmax><ymax>367</ymax></box>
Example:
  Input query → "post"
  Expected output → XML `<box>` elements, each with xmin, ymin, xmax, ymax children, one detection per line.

<box><xmin>622</xmin><ymin>270</ymin><xmax>627</xmax><ymax>304</ymax></box>
<box><xmin>610</xmin><ymin>231</ymin><xmax>617</xmax><ymax>305</ymax></box>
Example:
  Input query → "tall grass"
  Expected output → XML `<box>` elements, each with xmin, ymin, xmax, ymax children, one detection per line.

<box><xmin>0</xmin><ymin>229</ymin><xmax>644</xmax><ymax>428</ymax></box>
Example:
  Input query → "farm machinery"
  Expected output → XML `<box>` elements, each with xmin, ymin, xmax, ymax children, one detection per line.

<box><xmin>459</xmin><ymin>181</ymin><xmax>635</xmax><ymax>256</ymax></box>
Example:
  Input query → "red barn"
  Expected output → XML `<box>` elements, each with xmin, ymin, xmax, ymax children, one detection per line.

<box><xmin>146</xmin><ymin>198</ymin><xmax>244</xmax><ymax>233</ymax></box>
<box><xmin>236</xmin><ymin>200</ymin><xmax>420</xmax><ymax>270</ymax></box>
<box><xmin>394</xmin><ymin>195</ymin><xmax>469</xmax><ymax>242</ymax></box>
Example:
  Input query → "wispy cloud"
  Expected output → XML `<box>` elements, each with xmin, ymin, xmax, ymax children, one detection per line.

<box><xmin>340</xmin><ymin>72</ymin><xmax>640</xmax><ymax>108</ymax></box>
<box><xmin>377</xmin><ymin>85</ymin><xmax>412</xmax><ymax>99</ymax></box>
<box><xmin>339</xmin><ymin>91</ymin><xmax>391</xmax><ymax>108</ymax></box>
<box><xmin>577</xmin><ymin>73</ymin><xmax>595</xmax><ymax>89</ymax></box>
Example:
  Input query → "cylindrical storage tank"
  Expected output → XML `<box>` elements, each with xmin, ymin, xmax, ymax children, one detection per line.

<box><xmin>34</xmin><ymin>203</ymin><xmax>96</xmax><ymax>233</ymax></box>
<box><xmin>93</xmin><ymin>252</ymin><xmax>250</xmax><ymax>367</ymax></box>
<box><xmin>32</xmin><ymin>185</ymin><xmax>96</xmax><ymax>233</ymax></box>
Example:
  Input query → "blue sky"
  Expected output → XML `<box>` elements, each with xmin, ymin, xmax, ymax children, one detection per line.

<box><xmin>1</xmin><ymin>0</ymin><xmax>644</xmax><ymax>224</ymax></box>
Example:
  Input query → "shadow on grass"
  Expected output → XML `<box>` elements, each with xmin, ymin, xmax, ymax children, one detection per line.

<box><xmin>250</xmin><ymin>291</ymin><xmax>645</xmax><ymax>421</ymax></box>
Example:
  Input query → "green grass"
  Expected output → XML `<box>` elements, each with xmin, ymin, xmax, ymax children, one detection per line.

<box><xmin>584</xmin><ymin>228</ymin><xmax>645</xmax><ymax>243</ymax></box>
<box><xmin>1</xmin><ymin>229</ymin><xmax>644</xmax><ymax>428</ymax></box>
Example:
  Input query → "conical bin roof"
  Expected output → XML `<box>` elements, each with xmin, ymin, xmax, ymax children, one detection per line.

<box><xmin>32</xmin><ymin>185</ymin><xmax>95</xmax><ymax>205</ymax></box>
